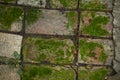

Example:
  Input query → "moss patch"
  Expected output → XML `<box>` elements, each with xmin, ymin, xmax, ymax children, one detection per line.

<box><xmin>79</xmin><ymin>68</ymin><xmax>109</xmax><ymax>80</ymax></box>
<box><xmin>81</xmin><ymin>12</ymin><xmax>110</xmax><ymax>36</ymax></box>
<box><xmin>23</xmin><ymin>37</ymin><xmax>75</xmax><ymax>64</ymax></box>
<box><xmin>22</xmin><ymin>65</ymin><xmax>74</xmax><ymax>80</ymax></box>
<box><xmin>80</xmin><ymin>0</ymin><xmax>106</xmax><ymax>10</ymax></box>
<box><xmin>79</xmin><ymin>39</ymin><xmax>107</xmax><ymax>62</ymax></box>
<box><xmin>26</xmin><ymin>8</ymin><xmax>41</xmax><ymax>25</ymax></box>
<box><xmin>66</xmin><ymin>11</ymin><xmax>77</xmax><ymax>29</ymax></box>
<box><xmin>0</xmin><ymin>5</ymin><xmax>23</xmax><ymax>30</ymax></box>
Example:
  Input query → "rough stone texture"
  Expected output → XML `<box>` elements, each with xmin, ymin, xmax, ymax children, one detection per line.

<box><xmin>18</xmin><ymin>0</ymin><xmax>46</xmax><ymax>7</ymax></box>
<box><xmin>113</xmin><ymin>0</ymin><xmax>120</xmax><ymax>27</ymax></box>
<box><xmin>109</xmin><ymin>0</ymin><xmax>120</xmax><ymax>79</ymax></box>
<box><xmin>0</xmin><ymin>33</ymin><xmax>22</xmax><ymax>58</ymax></box>
<box><xmin>113</xmin><ymin>28</ymin><xmax>120</xmax><ymax>61</ymax></box>
<box><xmin>108</xmin><ymin>72</ymin><xmax>120</xmax><ymax>80</ymax></box>
<box><xmin>113</xmin><ymin>60</ymin><xmax>120</xmax><ymax>73</ymax></box>
<box><xmin>0</xmin><ymin>65</ymin><xmax>20</xmax><ymax>80</ymax></box>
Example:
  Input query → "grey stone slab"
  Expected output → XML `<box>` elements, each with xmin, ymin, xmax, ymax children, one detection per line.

<box><xmin>113</xmin><ymin>12</ymin><xmax>120</xmax><ymax>27</ymax></box>
<box><xmin>0</xmin><ymin>65</ymin><xmax>20</xmax><ymax>80</ymax></box>
<box><xmin>115</xmin><ymin>46</ymin><xmax>120</xmax><ymax>61</ymax></box>
<box><xmin>113</xmin><ymin>28</ymin><xmax>120</xmax><ymax>43</ymax></box>
<box><xmin>113</xmin><ymin>60</ymin><xmax>120</xmax><ymax>72</ymax></box>
<box><xmin>108</xmin><ymin>72</ymin><xmax>120</xmax><ymax>80</ymax></box>
<box><xmin>0</xmin><ymin>33</ymin><xmax>23</xmax><ymax>58</ymax></box>
<box><xmin>113</xmin><ymin>28</ymin><xmax>120</xmax><ymax>61</ymax></box>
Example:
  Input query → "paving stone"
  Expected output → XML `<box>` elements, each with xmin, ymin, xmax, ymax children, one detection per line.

<box><xmin>113</xmin><ymin>60</ymin><xmax>120</xmax><ymax>72</ymax></box>
<box><xmin>108</xmin><ymin>72</ymin><xmax>120</xmax><ymax>80</ymax></box>
<box><xmin>0</xmin><ymin>33</ymin><xmax>22</xmax><ymax>58</ymax></box>
<box><xmin>0</xmin><ymin>65</ymin><xmax>20</xmax><ymax>80</ymax></box>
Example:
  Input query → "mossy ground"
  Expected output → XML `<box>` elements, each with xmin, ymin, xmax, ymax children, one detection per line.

<box><xmin>0</xmin><ymin>5</ymin><xmax>23</xmax><ymax>30</ymax></box>
<box><xmin>79</xmin><ymin>39</ymin><xmax>107</xmax><ymax>63</ymax></box>
<box><xmin>66</xmin><ymin>11</ymin><xmax>78</xmax><ymax>29</ymax></box>
<box><xmin>22</xmin><ymin>65</ymin><xmax>75</xmax><ymax>80</ymax></box>
<box><xmin>80</xmin><ymin>0</ymin><xmax>106</xmax><ymax>10</ymax></box>
<box><xmin>26</xmin><ymin>8</ymin><xmax>41</xmax><ymax>25</ymax></box>
<box><xmin>81</xmin><ymin>11</ymin><xmax>110</xmax><ymax>37</ymax></box>
<box><xmin>79</xmin><ymin>68</ymin><xmax>109</xmax><ymax>80</ymax></box>
<box><xmin>23</xmin><ymin>37</ymin><xmax>75</xmax><ymax>64</ymax></box>
<box><xmin>0</xmin><ymin>6</ymin><xmax>41</xmax><ymax>30</ymax></box>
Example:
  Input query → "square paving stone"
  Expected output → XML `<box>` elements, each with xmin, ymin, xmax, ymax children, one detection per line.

<box><xmin>0</xmin><ymin>32</ymin><xmax>22</xmax><ymax>58</ymax></box>
<box><xmin>80</xmin><ymin>11</ymin><xmax>113</xmax><ymax>37</ymax></box>
<box><xmin>0</xmin><ymin>65</ymin><xmax>20</xmax><ymax>80</ymax></box>
<box><xmin>80</xmin><ymin>0</ymin><xmax>113</xmax><ymax>10</ymax></box>
<box><xmin>25</xmin><ymin>8</ymin><xmax>78</xmax><ymax>35</ymax></box>
<box><xmin>22</xmin><ymin>37</ymin><xmax>75</xmax><ymax>64</ymax></box>
<box><xmin>78</xmin><ymin>38</ymin><xmax>114</xmax><ymax>65</ymax></box>
<box><xmin>22</xmin><ymin>64</ymin><xmax>75</xmax><ymax>80</ymax></box>
<box><xmin>0</xmin><ymin>5</ymin><xmax>23</xmax><ymax>32</ymax></box>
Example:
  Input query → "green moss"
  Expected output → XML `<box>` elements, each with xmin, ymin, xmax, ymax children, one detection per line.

<box><xmin>66</xmin><ymin>12</ymin><xmax>77</xmax><ymax>29</ymax></box>
<box><xmin>22</xmin><ymin>65</ymin><xmax>52</xmax><ymax>80</ymax></box>
<box><xmin>81</xmin><ymin>14</ymin><xmax>110</xmax><ymax>36</ymax></box>
<box><xmin>22</xmin><ymin>65</ymin><xmax>74</xmax><ymax>80</ymax></box>
<box><xmin>23</xmin><ymin>38</ymin><xmax>74</xmax><ymax>64</ymax></box>
<box><xmin>81</xmin><ymin>1</ymin><xmax>106</xmax><ymax>10</ymax></box>
<box><xmin>0</xmin><ymin>5</ymin><xmax>23</xmax><ymax>30</ymax></box>
<box><xmin>79</xmin><ymin>39</ymin><xmax>107</xmax><ymax>62</ymax></box>
<box><xmin>79</xmin><ymin>68</ymin><xmax>109</xmax><ymax>80</ymax></box>
<box><xmin>26</xmin><ymin>9</ymin><xmax>41</xmax><ymax>25</ymax></box>
<box><xmin>99</xmin><ymin>51</ymin><xmax>107</xmax><ymax>62</ymax></box>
